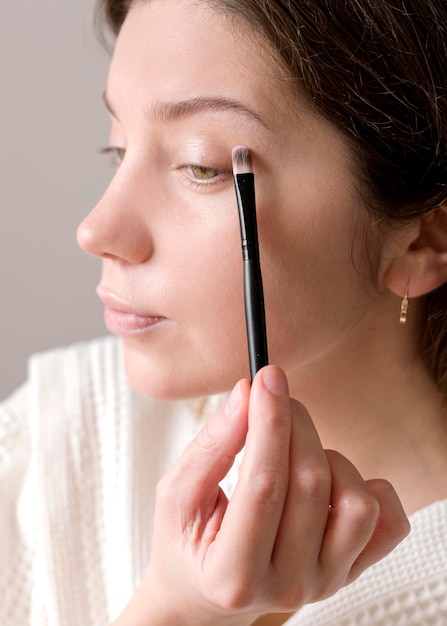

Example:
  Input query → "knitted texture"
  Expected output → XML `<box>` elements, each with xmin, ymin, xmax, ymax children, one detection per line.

<box><xmin>1</xmin><ymin>337</ymin><xmax>446</xmax><ymax>625</ymax></box>
<box><xmin>291</xmin><ymin>499</ymin><xmax>447</xmax><ymax>625</ymax></box>
<box><xmin>0</xmin><ymin>337</ymin><xmax>219</xmax><ymax>625</ymax></box>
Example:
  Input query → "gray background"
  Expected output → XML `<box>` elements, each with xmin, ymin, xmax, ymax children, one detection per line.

<box><xmin>1</xmin><ymin>0</ymin><xmax>113</xmax><ymax>400</ymax></box>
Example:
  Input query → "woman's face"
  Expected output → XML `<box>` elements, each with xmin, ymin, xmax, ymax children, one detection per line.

<box><xmin>77</xmin><ymin>0</ymin><xmax>376</xmax><ymax>399</ymax></box>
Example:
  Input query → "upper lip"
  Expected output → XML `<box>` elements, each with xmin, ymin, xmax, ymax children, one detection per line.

<box><xmin>96</xmin><ymin>285</ymin><xmax>163</xmax><ymax>318</ymax></box>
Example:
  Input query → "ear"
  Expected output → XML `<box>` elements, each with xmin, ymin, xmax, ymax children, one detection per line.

<box><xmin>385</xmin><ymin>205</ymin><xmax>447</xmax><ymax>298</ymax></box>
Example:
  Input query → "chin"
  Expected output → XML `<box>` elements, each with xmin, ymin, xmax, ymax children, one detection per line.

<box><xmin>121</xmin><ymin>340</ymin><xmax>241</xmax><ymax>401</ymax></box>
<box><xmin>123</xmin><ymin>350</ymin><xmax>191</xmax><ymax>401</ymax></box>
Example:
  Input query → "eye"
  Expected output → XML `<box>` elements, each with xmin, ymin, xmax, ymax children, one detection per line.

<box><xmin>180</xmin><ymin>163</ymin><xmax>232</xmax><ymax>191</ymax></box>
<box><xmin>100</xmin><ymin>146</ymin><xmax>126</xmax><ymax>167</ymax></box>
<box><xmin>187</xmin><ymin>165</ymin><xmax>221</xmax><ymax>180</ymax></box>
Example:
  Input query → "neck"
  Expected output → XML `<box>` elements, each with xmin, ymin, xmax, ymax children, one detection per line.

<box><xmin>286</xmin><ymin>313</ymin><xmax>447</xmax><ymax>516</ymax></box>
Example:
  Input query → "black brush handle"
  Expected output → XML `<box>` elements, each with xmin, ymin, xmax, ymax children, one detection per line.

<box><xmin>234</xmin><ymin>171</ymin><xmax>269</xmax><ymax>379</ymax></box>
<box><xmin>244</xmin><ymin>256</ymin><xmax>268</xmax><ymax>379</ymax></box>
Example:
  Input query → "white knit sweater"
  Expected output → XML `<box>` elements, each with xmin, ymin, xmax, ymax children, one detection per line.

<box><xmin>1</xmin><ymin>337</ymin><xmax>446</xmax><ymax>626</ymax></box>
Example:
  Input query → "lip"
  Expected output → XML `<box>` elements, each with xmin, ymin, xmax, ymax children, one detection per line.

<box><xmin>97</xmin><ymin>286</ymin><xmax>167</xmax><ymax>336</ymax></box>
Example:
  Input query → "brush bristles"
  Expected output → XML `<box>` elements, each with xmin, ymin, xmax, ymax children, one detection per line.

<box><xmin>232</xmin><ymin>146</ymin><xmax>253</xmax><ymax>175</ymax></box>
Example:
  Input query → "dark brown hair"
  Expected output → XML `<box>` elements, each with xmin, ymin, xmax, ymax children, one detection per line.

<box><xmin>95</xmin><ymin>0</ymin><xmax>447</xmax><ymax>393</ymax></box>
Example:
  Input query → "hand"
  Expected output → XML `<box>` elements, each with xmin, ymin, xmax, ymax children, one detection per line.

<box><xmin>113</xmin><ymin>366</ymin><xmax>410</xmax><ymax>626</ymax></box>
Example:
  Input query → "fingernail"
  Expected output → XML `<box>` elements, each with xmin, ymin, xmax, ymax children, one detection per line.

<box><xmin>263</xmin><ymin>367</ymin><xmax>289</xmax><ymax>397</ymax></box>
<box><xmin>225</xmin><ymin>381</ymin><xmax>242</xmax><ymax>416</ymax></box>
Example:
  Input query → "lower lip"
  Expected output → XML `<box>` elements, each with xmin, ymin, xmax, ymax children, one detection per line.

<box><xmin>104</xmin><ymin>306</ymin><xmax>166</xmax><ymax>336</ymax></box>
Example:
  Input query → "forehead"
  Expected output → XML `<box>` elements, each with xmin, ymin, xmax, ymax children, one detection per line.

<box><xmin>108</xmin><ymin>0</ymin><xmax>295</xmax><ymax>131</ymax></box>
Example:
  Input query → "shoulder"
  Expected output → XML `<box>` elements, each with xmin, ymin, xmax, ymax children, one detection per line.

<box><xmin>0</xmin><ymin>382</ymin><xmax>30</xmax><ymax>471</ymax></box>
<box><xmin>0</xmin><ymin>334</ymin><xmax>222</xmax><ymax>470</ymax></box>
<box><xmin>28</xmin><ymin>334</ymin><xmax>123</xmax><ymax>397</ymax></box>
<box><xmin>0</xmin><ymin>336</ymin><xmax>125</xmax><ymax>486</ymax></box>
<box><xmin>289</xmin><ymin>498</ymin><xmax>447</xmax><ymax>625</ymax></box>
<box><xmin>0</xmin><ymin>334</ymin><xmax>223</xmax><ymax>497</ymax></box>
<box><xmin>0</xmin><ymin>382</ymin><xmax>32</xmax><ymax>626</ymax></box>
<box><xmin>0</xmin><ymin>333</ymin><xmax>117</xmax><ymax>445</ymax></box>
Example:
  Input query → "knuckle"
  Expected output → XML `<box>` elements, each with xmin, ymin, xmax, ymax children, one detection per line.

<box><xmin>368</xmin><ymin>478</ymin><xmax>411</xmax><ymax>537</ymax></box>
<box><xmin>295</xmin><ymin>463</ymin><xmax>331</xmax><ymax>500</ymax></box>
<box><xmin>207</xmin><ymin>580</ymin><xmax>256</xmax><ymax>612</ymax></box>
<box><xmin>195</xmin><ymin>418</ymin><xmax>221</xmax><ymax>453</ymax></box>
<box><xmin>155</xmin><ymin>471</ymin><xmax>178</xmax><ymax>505</ymax></box>
<box><xmin>314</xmin><ymin>579</ymin><xmax>343</xmax><ymax>603</ymax></box>
<box><xmin>275</xmin><ymin>586</ymin><xmax>307</xmax><ymax>612</ymax></box>
<box><xmin>249</xmin><ymin>467</ymin><xmax>288</xmax><ymax>505</ymax></box>
<box><xmin>346</xmin><ymin>489</ymin><xmax>380</xmax><ymax>525</ymax></box>
<box><xmin>395</xmin><ymin>513</ymin><xmax>412</xmax><ymax>540</ymax></box>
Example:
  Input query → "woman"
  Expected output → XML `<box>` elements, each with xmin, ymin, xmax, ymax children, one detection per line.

<box><xmin>1</xmin><ymin>0</ymin><xmax>446</xmax><ymax>624</ymax></box>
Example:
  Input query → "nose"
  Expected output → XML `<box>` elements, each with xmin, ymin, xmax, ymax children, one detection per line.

<box><xmin>77</xmin><ymin>171</ymin><xmax>153</xmax><ymax>263</ymax></box>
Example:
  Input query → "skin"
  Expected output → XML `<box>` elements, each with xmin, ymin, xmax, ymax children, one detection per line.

<box><xmin>78</xmin><ymin>0</ymin><xmax>374</xmax><ymax>401</ymax></box>
<box><xmin>76</xmin><ymin>0</ymin><xmax>447</xmax><ymax>623</ymax></box>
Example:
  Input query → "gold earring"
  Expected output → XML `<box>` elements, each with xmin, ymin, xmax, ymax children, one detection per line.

<box><xmin>399</xmin><ymin>286</ymin><xmax>409</xmax><ymax>324</ymax></box>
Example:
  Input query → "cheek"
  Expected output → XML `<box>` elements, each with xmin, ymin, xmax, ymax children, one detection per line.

<box><xmin>182</xmin><ymin>226</ymin><xmax>248</xmax><ymax>341</ymax></box>
<box><xmin>256</xmin><ymin>194</ymin><xmax>368</xmax><ymax>369</ymax></box>
<box><xmin>162</xmin><ymin>216</ymin><xmax>252</xmax><ymax>373</ymax></box>
<box><xmin>172</xmin><ymin>214</ymin><xmax>243</xmax><ymax>307</ymax></box>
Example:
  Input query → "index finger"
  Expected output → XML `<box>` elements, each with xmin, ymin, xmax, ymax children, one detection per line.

<box><xmin>213</xmin><ymin>366</ymin><xmax>293</xmax><ymax>577</ymax></box>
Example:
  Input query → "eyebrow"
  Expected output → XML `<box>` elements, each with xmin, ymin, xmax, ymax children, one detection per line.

<box><xmin>102</xmin><ymin>91</ymin><xmax>269</xmax><ymax>130</ymax></box>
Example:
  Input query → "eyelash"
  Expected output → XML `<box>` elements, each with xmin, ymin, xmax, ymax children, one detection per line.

<box><xmin>100</xmin><ymin>146</ymin><xmax>126</xmax><ymax>167</ymax></box>
<box><xmin>180</xmin><ymin>164</ymin><xmax>232</xmax><ymax>190</ymax></box>
<box><xmin>100</xmin><ymin>147</ymin><xmax>232</xmax><ymax>190</ymax></box>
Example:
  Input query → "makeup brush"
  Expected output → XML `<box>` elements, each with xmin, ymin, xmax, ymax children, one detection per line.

<box><xmin>232</xmin><ymin>146</ymin><xmax>269</xmax><ymax>379</ymax></box>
